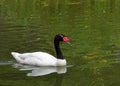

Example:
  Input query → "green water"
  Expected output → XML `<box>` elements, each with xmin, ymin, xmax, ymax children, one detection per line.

<box><xmin>0</xmin><ymin>0</ymin><xmax>120</xmax><ymax>86</ymax></box>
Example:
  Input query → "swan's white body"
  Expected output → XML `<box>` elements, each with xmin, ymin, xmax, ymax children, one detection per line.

<box><xmin>11</xmin><ymin>52</ymin><xmax>66</xmax><ymax>66</ymax></box>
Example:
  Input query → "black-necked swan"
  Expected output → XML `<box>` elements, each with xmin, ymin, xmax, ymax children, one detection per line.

<box><xmin>11</xmin><ymin>34</ymin><xmax>70</xmax><ymax>66</ymax></box>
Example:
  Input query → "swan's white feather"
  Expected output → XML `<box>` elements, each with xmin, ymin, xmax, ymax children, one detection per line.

<box><xmin>11</xmin><ymin>52</ymin><xmax>66</xmax><ymax>66</ymax></box>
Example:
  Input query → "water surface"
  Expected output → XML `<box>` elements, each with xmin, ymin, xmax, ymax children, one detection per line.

<box><xmin>0</xmin><ymin>0</ymin><xmax>120</xmax><ymax>86</ymax></box>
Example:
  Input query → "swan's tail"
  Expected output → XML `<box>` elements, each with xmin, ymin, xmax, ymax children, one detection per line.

<box><xmin>11</xmin><ymin>52</ymin><xmax>23</xmax><ymax>63</ymax></box>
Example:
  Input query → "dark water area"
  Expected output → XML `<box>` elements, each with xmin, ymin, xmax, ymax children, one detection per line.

<box><xmin>0</xmin><ymin>0</ymin><xmax>120</xmax><ymax>86</ymax></box>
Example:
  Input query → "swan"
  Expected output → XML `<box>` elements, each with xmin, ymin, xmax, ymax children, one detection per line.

<box><xmin>11</xmin><ymin>34</ymin><xmax>70</xmax><ymax>66</ymax></box>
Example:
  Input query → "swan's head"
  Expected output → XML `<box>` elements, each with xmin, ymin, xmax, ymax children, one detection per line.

<box><xmin>54</xmin><ymin>34</ymin><xmax>70</xmax><ymax>44</ymax></box>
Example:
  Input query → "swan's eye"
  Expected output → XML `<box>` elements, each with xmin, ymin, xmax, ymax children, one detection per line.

<box><xmin>63</xmin><ymin>37</ymin><xmax>70</xmax><ymax>42</ymax></box>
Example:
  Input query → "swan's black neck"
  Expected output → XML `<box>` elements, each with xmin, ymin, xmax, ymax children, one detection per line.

<box><xmin>54</xmin><ymin>37</ymin><xmax>64</xmax><ymax>59</ymax></box>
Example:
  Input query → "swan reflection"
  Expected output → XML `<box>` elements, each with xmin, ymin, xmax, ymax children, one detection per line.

<box><xmin>27</xmin><ymin>66</ymin><xmax>66</xmax><ymax>76</ymax></box>
<box><xmin>13</xmin><ymin>64</ymin><xmax>72</xmax><ymax>76</ymax></box>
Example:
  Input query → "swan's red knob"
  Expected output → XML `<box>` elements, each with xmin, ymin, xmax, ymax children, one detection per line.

<box><xmin>63</xmin><ymin>37</ymin><xmax>70</xmax><ymax>43</ymax></box>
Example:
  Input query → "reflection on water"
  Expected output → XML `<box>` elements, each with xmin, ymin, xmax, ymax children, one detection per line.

<box><xmin>13</xmin><ymin>64</ymin><xmax>69</xmax><ymax>76</ymax></box>
<box><xmin>27</xmin><ymin>66</ymin><xmax>66</xmax><ymax>76</ymax></box>
<box><xmin>0</xmin><ymin>61</ymin><xmax>14</xmax><ymax>65</ymax></box>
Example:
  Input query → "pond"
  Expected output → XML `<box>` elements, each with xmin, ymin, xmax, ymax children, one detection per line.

<box><xmin>0</xmin><ymin>0</ymin><xmax>120</xmax><ymax>86</ymax></box>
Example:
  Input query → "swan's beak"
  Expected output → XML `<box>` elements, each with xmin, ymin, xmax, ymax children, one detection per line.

<box><xmin>63</xmin><ymin>37</ymin><xmax>70</xmax><ymax>45</ymax></box>
<box><xmin>66</xmin><ymin>42</ymin><xmax>71</xmax><ymax>45</ymax></box>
